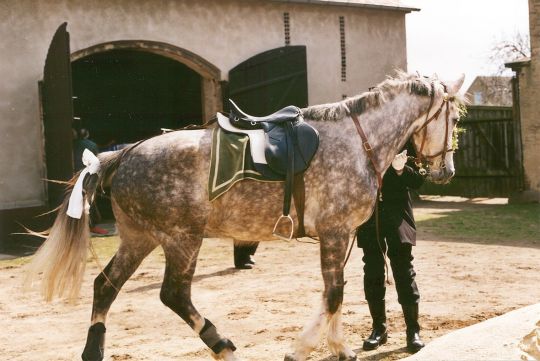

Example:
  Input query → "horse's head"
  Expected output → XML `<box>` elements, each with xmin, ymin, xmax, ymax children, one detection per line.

<box><xmin>411</xmin><ymin>74</ymin><xmax>465</xmax><ymax>184</ymax></box>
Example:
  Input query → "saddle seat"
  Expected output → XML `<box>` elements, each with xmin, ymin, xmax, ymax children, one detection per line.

<box><xmin>229</xmin><ymin>99</ymin><xmax>302</xmax><ymax>129</ymax></box>
<box><xmin>218</xmin><ymin>99</ymin><xmax>320</xmax><ymax>239</ymax></box>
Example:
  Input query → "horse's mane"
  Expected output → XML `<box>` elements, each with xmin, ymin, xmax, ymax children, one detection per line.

<box><xmin>302</xmin><ymin>71</ymin><xmax>433</xmax><ymax>121</ymax></box>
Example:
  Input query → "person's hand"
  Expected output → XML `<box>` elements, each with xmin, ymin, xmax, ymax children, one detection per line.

<box><xmin>392</xmin><ymin>150</ymin><xmax>407</xmax><ymax>175</ymax></box>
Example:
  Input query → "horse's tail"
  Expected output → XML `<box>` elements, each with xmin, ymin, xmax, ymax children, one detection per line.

<box><xmin>24</xmin><ymin>148</ymin><xmax>128</xmax><ymax>302</ymax></box>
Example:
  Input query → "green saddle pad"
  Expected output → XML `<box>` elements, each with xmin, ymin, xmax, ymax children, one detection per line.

<box><xmin>208</xmin><ymin>128</ymin><xmax>279</xmax><ymax>201</ymax></box>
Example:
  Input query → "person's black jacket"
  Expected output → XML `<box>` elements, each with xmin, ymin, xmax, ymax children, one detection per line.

<box><xmin>357</xmin><ymin>148</ymin><xmax>424</xmax><ymax>247</ymax></box>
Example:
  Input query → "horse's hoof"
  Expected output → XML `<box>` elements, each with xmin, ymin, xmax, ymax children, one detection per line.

<box><xmin>338</xmin><ymin>352</ymin><xmax>357</xmax><ymax>361</ymax></box>
<box><xmin>82</xmin><ymin>323</ymin><xmax>106</xmax><ymax>361</ymax></box>
<box><xmin>284</xmin><ymin>354</ymin><xmax>297</xmax><ymax>361</ymax></box>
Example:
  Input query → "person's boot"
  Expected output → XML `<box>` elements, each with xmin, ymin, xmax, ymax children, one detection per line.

<box><xmin>363</xmin><ymin>299</ymin><xmax>387</xmax><ymax>351</ymax></box>
<box><xmin>245</xmin><ymin>242</ymin><xmax>258</xmax><ymax>265</ymax></box>
<box><xmin>402</xmin><ymin>303</ymin><xmax>425</xmax><ymax>353</ymax></box>
<box><xmin>233</xmin><ymin>243</ymin><xmax>258</xmax><ymax>269</ymax></box>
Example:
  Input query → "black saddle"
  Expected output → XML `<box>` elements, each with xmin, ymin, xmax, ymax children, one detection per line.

<box><xmin>228</xmin><ymin>99</ymin><xmax>320</xmax><ymax>239</ymax></box>
<box><xmin>230</xmin><ymin>102</ymin><xmax>302</xmax><ymax>129</ymax></box>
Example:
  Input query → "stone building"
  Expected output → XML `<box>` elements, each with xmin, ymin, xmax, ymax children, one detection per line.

<box><xmin>466</xmin><ymin>76</ymin><xmax>513</xmax><ymax>106</ymax></box>
<box><xmin>506</xmin><ymin>0</ymin><xmax>540</xmax><ymax>202</ymax></box>
<box><xmin>0</xmin><ymin>0</ymin><xmax>418</xmax><ymax>249</ymax></box>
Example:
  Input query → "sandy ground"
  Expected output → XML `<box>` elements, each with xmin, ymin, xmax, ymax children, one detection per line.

<box><xmin>1</xmin><ymin>199</ymin><xmax>539</xmax><ymax>361</ymax></box>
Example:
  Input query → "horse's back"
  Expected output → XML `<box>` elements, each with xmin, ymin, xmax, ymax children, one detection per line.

<box><xmin>110</xmin><ymin>129</ymin><xmax>213</xmax><ymax>232</ymax></box>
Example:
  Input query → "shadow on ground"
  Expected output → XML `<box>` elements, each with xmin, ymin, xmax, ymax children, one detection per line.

<box><xmin>127</xmin><ymin>268</ymin><xmax>241</xmax><ymax>293</ymax></box>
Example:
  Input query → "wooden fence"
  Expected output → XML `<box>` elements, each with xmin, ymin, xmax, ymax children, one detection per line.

<box><xmin>420</xmin><ymin>105</ymin><xmax>523</xmax><ymax>197</ymax></box>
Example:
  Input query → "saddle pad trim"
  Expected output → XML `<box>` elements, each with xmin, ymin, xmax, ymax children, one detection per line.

<box><xmin>216</xmin><ymin>113</ymin><xmax>267</xmax><ymax>164</ymax></box>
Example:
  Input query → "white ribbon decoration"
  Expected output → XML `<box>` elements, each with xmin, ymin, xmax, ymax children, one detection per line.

<box><xmin>67</xmin><ymin>149</ymin><xmax>101</xmax><ymax>219</ymax></box>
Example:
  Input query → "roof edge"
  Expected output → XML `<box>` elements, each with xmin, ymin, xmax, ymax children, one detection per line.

<box><xmin>269</xmin><ymin>0</ymin><xmax>420</xmax><ymax>12</ymax></box>
<box><xmin>505</xmin><ymin>57</ymin><xmax>531</xmax><ymax>69</ymax></box>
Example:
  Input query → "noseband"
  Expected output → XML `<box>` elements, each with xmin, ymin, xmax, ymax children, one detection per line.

<box><xmin>413</xmin><ymin>83</ymin><xmax>455</xmax><ymax>175</ymax></box>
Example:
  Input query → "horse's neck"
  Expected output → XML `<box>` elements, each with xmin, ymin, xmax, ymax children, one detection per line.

<box><xmin>357</xmin><ymin>93</ymin><xmax>430</xmax><ymax>173</ymax></box>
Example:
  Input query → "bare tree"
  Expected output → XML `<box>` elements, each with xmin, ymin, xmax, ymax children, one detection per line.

<box><xmin>489</xmin><ymin>32</ymin><xmax>531</xmax><ymax>75</ymax></box>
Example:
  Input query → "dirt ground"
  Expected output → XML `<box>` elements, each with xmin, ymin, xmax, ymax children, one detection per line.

<box><xmin>1</xmin><ymin>198</ymin><xmax>539</xmax><ymax>361</ymax></box>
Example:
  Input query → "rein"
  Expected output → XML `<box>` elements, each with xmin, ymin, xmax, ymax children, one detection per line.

<box><xmin>342</xmin><ymin>82</ymin><xmax>455</xmax><ymax>276</ymax></box>
<box><xmin>341</xmin><ymin>104</ymin><xmax>384</xmax><ymax>270</ymax></box>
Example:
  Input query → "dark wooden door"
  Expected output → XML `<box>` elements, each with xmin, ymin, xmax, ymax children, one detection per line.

<box><xmin>421</xmin><ymin>106</ymin><xmax>522</xmax><ymax>197</ymax></box>
<box><xmin>228</xmin><ymin>46</ymin><xmax>308</xmax><ymax>114</ymax></box>
<box><xmin>41</xmin><ymin>22</ymin><xmax>75</xmax><ymax>208</ymax></box>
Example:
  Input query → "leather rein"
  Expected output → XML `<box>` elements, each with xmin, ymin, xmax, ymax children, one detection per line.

<box><xmin>349</xmin><ymin>82</ymin><xmax>455</xmax><ymax>180</ymax></box>
<box><xmin>342</xmin><ymin>82</ymin><xmax>455</xmax><ymax>269</ymax></box>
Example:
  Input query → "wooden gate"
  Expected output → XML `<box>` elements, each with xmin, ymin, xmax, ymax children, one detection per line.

<box><xmin>41</xmin><ymin>22</ymin><xmax>75</xmax><ymax>208</ymax></box>
<box><xmin>421</xmin><ymin>105</ymin><xmax>523</xmax><ymax>197</ymax></box>
<box><xmin>227</xmin><ymin>45</ymin><xmax>308</xmax><ymax>114</ymax></box>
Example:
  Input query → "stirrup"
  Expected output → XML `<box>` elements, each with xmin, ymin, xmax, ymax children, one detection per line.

<box><xmin>272</xmin><ymin>214</ymin><xmax>294</xmax><ymax>241</ymax></box>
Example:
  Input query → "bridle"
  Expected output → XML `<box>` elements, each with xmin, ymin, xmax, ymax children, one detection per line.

<box><xmin>348</xmin><ymin>81</ymin><xmax>456</xmax><ymax>188</ymax></box>
<box><xmin>412</xmin><ymin>82</ymin><xmax>456</xmax><ymax>176</ymax></box>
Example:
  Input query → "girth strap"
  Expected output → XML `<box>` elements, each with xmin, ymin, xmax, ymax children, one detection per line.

<box><xmin>293</xmin><ymin>173</ymin><xmax>306</xmax><ymax>237</ymax></box>
<box><xmin>283</xmin><ymin>122</ymin><xmax>295</xmax><ymax>217</ymax></box>
<box><xmin>273</xmin><ymin>122</ymin><xmax>297</xmax><ymax>240</ymax></box>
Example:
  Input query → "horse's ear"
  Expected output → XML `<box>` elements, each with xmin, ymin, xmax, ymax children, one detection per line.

<box><xmin>446</xmin><ymin>74</ymin><xmax>465</xmax><ymax>94</ymax></box>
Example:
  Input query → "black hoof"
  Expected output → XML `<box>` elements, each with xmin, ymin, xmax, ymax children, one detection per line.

<box><xmin>284</xmin><ymin>354</ymin><xmax>296</xmax><ymax>361</ymax></box>
<box><xmin>211</xmin><ymin>338</ymin><xmax>237</xmax><ymax>354</ymax></box>
<box><xmin>81</xmin><ymin>322</ymin><xmax>106</xmax><ymax>361</ymax></box>
<box><xmin>338</xmin><ymin>353</ymin><xmax>357</xmax><ymax>361</ymax></box>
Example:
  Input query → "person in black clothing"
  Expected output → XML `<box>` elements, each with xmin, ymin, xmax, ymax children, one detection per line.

<box><xmin>233</xmin><ymin>241</ymin><xmax>258</xmax><ymax>269</ymax></box>
<box><xmin>357</xmin><ymin>142</ymin><xmax>425</xmax><ymax>353</ymax></box>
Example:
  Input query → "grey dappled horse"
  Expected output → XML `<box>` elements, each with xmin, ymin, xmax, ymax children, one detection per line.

<box><xmin>26</xmin><ymin>72</ymin><xmax>465</xmax><ymax>361</ymax></box>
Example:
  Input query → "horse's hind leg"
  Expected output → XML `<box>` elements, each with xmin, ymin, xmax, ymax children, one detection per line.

<box><xmin>286</xmin><ymin>230</ymin><xmax>356</xmax><ymax>361</ymax></box>
<box><xmin>82</xmin><ymin>236</ymin><xmax>157</xmax><ymax>361</ymax></box>
<box><xmin>160</xmin><ymin>235</ymin><xmax>237</xmax><ymax>361</ymax></box>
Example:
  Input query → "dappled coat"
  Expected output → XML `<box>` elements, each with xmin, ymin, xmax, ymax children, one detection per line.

<box><xmin>357</xmin><ymin>143</ymin><xmax>425</xmax><ymax>247</ymax></box>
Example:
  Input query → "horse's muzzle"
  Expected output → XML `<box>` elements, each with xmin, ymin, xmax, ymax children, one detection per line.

<box><xmin>429</xmin><ymin>167</ymin><xmax>455</xmax><ymax>184</ymax></box>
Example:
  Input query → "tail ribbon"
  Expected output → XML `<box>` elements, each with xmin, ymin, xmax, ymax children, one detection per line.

<box><xmin>67</xmin><ymin>149</ymin><xmax>101</xmax><ymax>219</ymax></box>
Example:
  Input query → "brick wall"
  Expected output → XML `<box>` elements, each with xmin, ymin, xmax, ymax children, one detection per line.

<box><xmin>517</xmin><ymin>0</ymin><xmax>540</xmax><ymax>196</ymax></box>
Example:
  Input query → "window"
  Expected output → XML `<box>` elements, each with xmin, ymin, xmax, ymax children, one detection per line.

<box><xmin>340</xmin><ymin>16</ymin><xmax>346</xmax><ymax>81</ymax></box>
<box><xmin>284</xmin><ymin>12</ymin><xmax>291</xmax><ymax>46</ymax></box>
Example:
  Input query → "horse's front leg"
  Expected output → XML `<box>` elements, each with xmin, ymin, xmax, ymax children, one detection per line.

<box><xmin>285</xmin><ymin>229</ymin><xmax>357</xmax><ymax>361</ymax></box>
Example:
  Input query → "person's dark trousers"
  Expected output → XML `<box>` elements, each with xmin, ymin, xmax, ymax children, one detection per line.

<box><xmin>385</xmin><ymin>237</ymin><xmax>424</xmax><ymax>352</ymax></box>
<box><xmin>361</xmin><ymin>238</ymin><xmax>388</xmax><ymax>350</ymax></box>
<box><xmin>234</xmin><ymin>242</ymin><xmax>259</xmax><ymax>269</ymax></box>
<box><xmin>362</xmin><ymin>234</ymin><xmax>421</xmax><ymax>351</ymax></box>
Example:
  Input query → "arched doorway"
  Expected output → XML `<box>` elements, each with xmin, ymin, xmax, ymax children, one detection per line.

<box><xmin>70</xmin><ymin>40</ymin><xmax>222</xmax><ymax>149</ymax></box>
<box><xmin>72</xmin><ymin>49</ymin><xmax>202</xmax><ymax>147</ymax></box>
<box><xmin>66</xmin><ymin>41</ymin><xmax>221</xmax><ymax>219</ymax></box>
<box><xmin>41</xmin><ymin>26</ymin><xmax>223</xmax><ymax>212</ymax></box>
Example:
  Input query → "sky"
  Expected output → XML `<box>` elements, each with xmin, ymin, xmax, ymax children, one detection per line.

<box><xmin>405</xmin><ymin>0</ymin><xmax>530</xmax><ymax>91</ymax></box>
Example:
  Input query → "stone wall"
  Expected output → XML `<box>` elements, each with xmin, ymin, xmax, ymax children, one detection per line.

<box><xmin>0</xmin><ymin>0</ymin><xmax>410</xmax><ymax>210</ymax></box>
<box><xmin>516</xmin><ymin>0</ymin><xmax>540</xmax><ymax>198</ymax></box>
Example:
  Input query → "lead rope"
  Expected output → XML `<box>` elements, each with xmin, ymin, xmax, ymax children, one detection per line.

<box><xmin>374</xmin><ymin>191</ymin><xmax>392</xmax><ymax>285</ymax></box>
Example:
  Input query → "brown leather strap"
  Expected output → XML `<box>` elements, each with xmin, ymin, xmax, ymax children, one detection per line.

<box><xmin>293</xmin><ymin>173</ymin><xmax>306</xmax><ymax>237</ymax></box>
<box><xmin>351</xmin><ymin>114</ymin><xmax>382</xmax><ymax>189</ymax></box>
